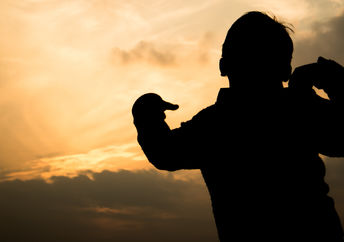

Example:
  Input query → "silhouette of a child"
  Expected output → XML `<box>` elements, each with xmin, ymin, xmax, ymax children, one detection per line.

<box><xmin>133</xmin><ymin>11</ymin><xmax>344</xmax><ymax>241</ymax></box>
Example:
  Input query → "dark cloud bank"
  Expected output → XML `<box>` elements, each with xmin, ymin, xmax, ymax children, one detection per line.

<box><xmin>0</xmin><ymin>169</ymin><xmax>217</xmax><ymax>242</ymax></box>
<box><xmin>0</xmin><ymin>161</ymin><xmax>343</xmax><ymax>242</ymax></box>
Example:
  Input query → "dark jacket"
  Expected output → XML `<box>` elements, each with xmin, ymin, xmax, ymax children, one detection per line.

<box><xmin>133</xmin><ymin>87</ymin><xmax>344</xmax><ymax>241</ymax></box>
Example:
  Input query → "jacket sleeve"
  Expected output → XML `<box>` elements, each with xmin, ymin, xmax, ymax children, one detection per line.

<box><xmin>312</xmin><ymin>58</ymin><xmax>344</xmax><ymax>157</ymax></box>
<box><xmin>134</xmin><ymin>106</ymin><xmax>215</xmax><ymax>171</ymax></box>
<box><xmin>316</xmin><ymin>95</ymin><xmax>344</xmax><ymax>157</ymax></box>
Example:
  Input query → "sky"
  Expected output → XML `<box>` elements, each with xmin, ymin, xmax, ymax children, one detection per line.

<box><xmin>1</xmin><ymin>0</ymin><xmax>344</xmax><ymax>241</ymax></box>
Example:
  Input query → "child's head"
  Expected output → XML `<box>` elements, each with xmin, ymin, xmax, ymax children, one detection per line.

<box><xmin>220</xmin><ymin>11</ymin><xmax>293</xmax><ymax>89</ymax></box>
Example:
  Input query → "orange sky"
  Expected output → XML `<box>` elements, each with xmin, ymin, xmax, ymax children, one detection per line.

<box><xmin>1</xmin><ymin>0</ymin><xmax>344</xmax><ymax>180</ymax></box>
<box><xmin>2</xmin><ymin>1</ymin><xmax>344</xmax><ymax>241</ymax></box>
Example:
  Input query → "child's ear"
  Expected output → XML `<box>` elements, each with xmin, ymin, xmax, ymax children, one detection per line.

<box><xmin>219</xmin><ymin>57</ymin><xmax>229</xmax><ymax>76</ymax></box>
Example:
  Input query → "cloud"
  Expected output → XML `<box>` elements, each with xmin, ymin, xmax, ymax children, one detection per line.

<box><xmin>111</xmin><ymin>32</ymin><xmax>219</xmax><ymax>67</ymax></box>
<box><xmin>293</xmin><ymin>11</ymin><xmax>344</xmax><ymax>66</ymax></box>
<box><xmin>0</xmin><ymin>169</ymin><xmax>217</xmax><ymax>242</ymax></box>
<box><xmin>0</xmin><ymin>143</ymin><xmax>151</xmax><ymax>181</ymax></box>
<box><xmin>112</xmin><ymin>41</ymin><xmax>177</xmax><ymax>66</ymax></box>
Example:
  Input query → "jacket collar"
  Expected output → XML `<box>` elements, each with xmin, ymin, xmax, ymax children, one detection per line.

<box><xmin>216</xmin><ymin>88</ymin><xmax>231</xmax><ymax>105</ymax></box>
<box><xmin>216</xmin><ymin>87</ymin><xmax>288</xmax><ymax>106</ymax></box>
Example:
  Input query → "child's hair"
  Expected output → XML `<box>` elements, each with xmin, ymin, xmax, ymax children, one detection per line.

<box><xmin>220</xmin><ymin>11</ymin><xmax>294</xmax><ymax>83</ymax></box>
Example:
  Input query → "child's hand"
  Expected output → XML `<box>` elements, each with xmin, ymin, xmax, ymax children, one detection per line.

<box><xmin>289</xmin><ymin>63</ymin><xmax>319</xmax><ymax>90</ymax></box>
<box><xmin>132</xmin><ymin>93</ymin><xmax>179</xmax><ymax>123</ymax></box>
<box><xmin>316</xmin><ymin>57</ymin><xmax>344</xmax><ymax>102</ymax></box>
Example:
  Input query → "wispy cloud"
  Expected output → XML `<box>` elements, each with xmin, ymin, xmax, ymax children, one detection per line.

<box><xmin>112</xmin><ymin>41</ymin><xmax>177</xmax><ymax>66</ymax></box>
<box><xmin>1</xmin><ymin>143</ymin><xmax>149</xmax><ymax>181</ymax></box>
